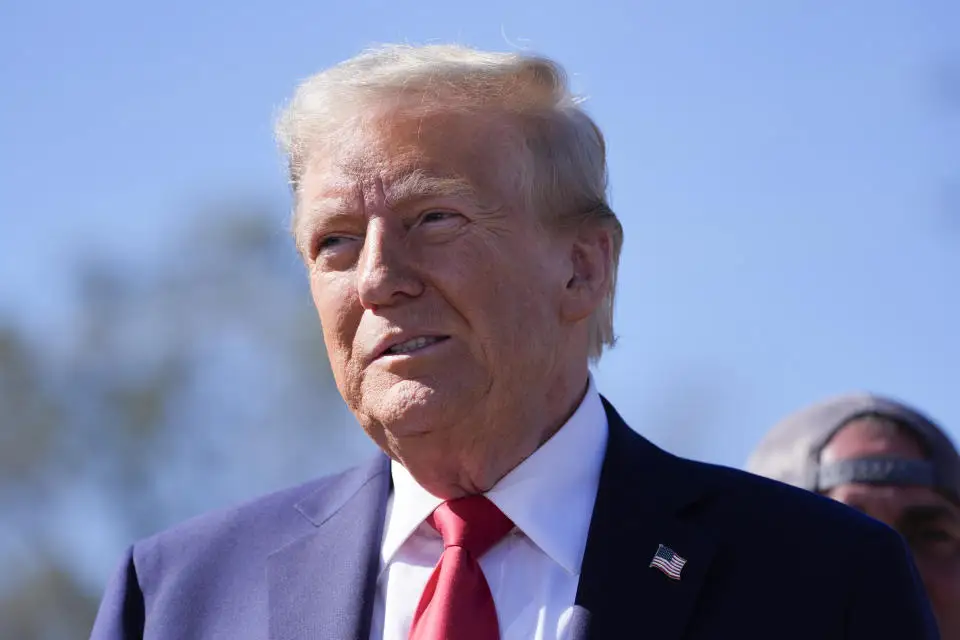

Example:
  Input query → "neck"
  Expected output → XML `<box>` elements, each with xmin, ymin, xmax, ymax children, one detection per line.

<box><xmin>392</xmin><ymin>367</ymin><xmax>591</xmax><ymax>499</ymax></box>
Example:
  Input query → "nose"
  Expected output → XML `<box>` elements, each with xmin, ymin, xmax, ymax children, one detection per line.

<box><xmin>356</xmin><ymin>220</ymin><xmax>424</xmax><ymax>310</ymax></box>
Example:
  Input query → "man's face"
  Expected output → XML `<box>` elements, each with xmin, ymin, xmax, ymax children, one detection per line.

<box><xmin>821</xmin><ymin>419</ymin><xmax>960</xmax><ymax>638</ymax></box>
<box><xmin>295</xmin><ymin>110</ymin><xmax>588</xmax><ymax>468</ymax></box>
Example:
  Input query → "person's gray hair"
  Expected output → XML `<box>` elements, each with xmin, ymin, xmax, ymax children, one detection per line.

<box><xmin>275</xmin><ymin>43</ymin><xmax>623</xmax><ymax>361</ymax></box>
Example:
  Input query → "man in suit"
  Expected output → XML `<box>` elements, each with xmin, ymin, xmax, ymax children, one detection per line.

<box><xmin>90</xmin><ymin>44</ymin><xmax>938</xmax><ymax>639</ymax></box>
<box><xmin>749</xmin><ymin>393</ymin><xmax>960</xmax><ymax>639</ymax></box>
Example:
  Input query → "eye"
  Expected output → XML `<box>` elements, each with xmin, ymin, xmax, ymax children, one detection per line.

<box><xmin>913</xmin><ymin>528</ymin><xmax>952</xmax><ymax>543</ymax></box>
<box><xmin>418</xmin><ymin>210</ymin><xmax>459</xmax><ymax>225</ymax></box>
<box><xmin>319</xmin><ymin>236</ymin><xmax>347</xmax><ymax>249</ymax></box>
<box><xmin>312</xmin><ymin>234</ymin><xmax>356</xmax><ymax>259</ymax></box>
<box><xmin>903</xmin><ymin>526</ymin><xmax>958</xmax><ymax>559</ymax></box>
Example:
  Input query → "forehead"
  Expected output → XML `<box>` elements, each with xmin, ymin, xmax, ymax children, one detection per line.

<box><xmin>827</xmin><ymin>483</ymin><xmax>958</xmax><ymax>519</ymax></box>
<box><xmin>820</xmin><ymin>417</ymin><xmax>927</xmax><ymax>462</ymax></box>
<box><xmin>299</xmin><ymin>110</ymin><xmax>517</xmax><ymax>206</ymax></box>
<box><xmin>820</xmin><ymin>417</ymin><xmax>958</xmax><ymax>515</ymax></box>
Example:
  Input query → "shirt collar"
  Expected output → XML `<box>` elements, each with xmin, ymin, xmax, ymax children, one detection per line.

<box><xmin>379</xmin><ymin>460</ymin><xmax>444</xmax><ymax>570</ymax></box>
<box><xmin>380</xmin><ymin>376</ymin><xmax>609</xmax><ymax>576</ymax></box>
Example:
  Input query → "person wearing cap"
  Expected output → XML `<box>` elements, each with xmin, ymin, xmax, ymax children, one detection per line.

<box><xmin>750</xmin><ymin>393</ymin><xmax>960</xmax><ymax>639</ymax></box>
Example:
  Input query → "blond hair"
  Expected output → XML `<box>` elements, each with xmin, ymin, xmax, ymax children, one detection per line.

<box><xmin>275</xmin><ymin>44</ymin><xmax>623</xmax><ymax>361</ymax></box>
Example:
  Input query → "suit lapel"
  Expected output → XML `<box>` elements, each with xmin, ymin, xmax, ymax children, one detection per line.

<box><xmin>267</xmin><ymin>455</ymin><xmax>391</xmax><ymax>640</ymax></box>
<box><xmin>572</xmin><ymin>399</ymin><xmax>717</xmax><ymax>640</ymax></box>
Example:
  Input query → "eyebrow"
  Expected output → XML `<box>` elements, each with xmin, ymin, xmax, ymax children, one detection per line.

<box><xmin>382</xmin><ymin>170</ymin><xmax>489</xmax><ymax>210</ymax></box>
<box><xmin>299</xmin><ymin>199</ymin><xmax>358</xmax><ymax>224</ymax></box>
<box><xmin>299</xmin><ymin>171</ymin><xmax>489</xmax><ymax>220</ymax></box>
<box><xmin>293</xmin><ymin>201</ymin><xmax>357</xmax><ymax>257</ymax></box>
<box><xmin>898</xmin><ymin>503</ymin><xmax>959</xmax><ymax>526</ymax></box>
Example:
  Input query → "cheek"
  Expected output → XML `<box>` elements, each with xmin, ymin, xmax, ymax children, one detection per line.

<box><xmin>928</xmin><ymin>558</ymin><xmax>960</xmax><ymax>597</ymax></box>
<box><xmin>913</xmin><ymin>554</ymin><xmax>960</xmax><ymax>601</ymax></box>
<box><xmin>439</xmin><ymin>249</ymin><xmax>538</xmax><ymax>329</ymax></box>
<box><xmin>310</xmin><ymin>274</ymin><xmax>361</xmax><ymax>364</ymax></box>
<box><xmin>470</xmin><ymin>260</ymin><xmax>562</xmax><ymax>359</ymax></box>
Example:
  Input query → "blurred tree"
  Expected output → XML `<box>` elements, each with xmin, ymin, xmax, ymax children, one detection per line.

<box><xmin>0</xmin><ymin>199</ymin><xmax>370</xmax><ymax>640</ymax></box>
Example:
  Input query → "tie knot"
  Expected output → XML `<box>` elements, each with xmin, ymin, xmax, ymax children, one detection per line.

<box><xmin>427</xmin><ymin>496</ymin><xmax>513</xmax><ymax>557</ymax></box>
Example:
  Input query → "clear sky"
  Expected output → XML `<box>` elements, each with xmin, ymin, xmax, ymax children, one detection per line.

<box><xmin>2</xmin><ymin>0</ymin><xmax>958</xmax><ymax>476</ymax></box>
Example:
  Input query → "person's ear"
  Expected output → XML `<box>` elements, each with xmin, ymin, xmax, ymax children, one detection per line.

<box><xmin>559</xmin><ymin>224</ymin><xmax>613</xmax><ymax>324</ymax></box>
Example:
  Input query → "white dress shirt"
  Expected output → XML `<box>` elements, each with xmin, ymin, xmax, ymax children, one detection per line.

<box><xmin>369</xmin><ymin>377</ymin><xmax>609</xmax><ymax>640</ymax></box>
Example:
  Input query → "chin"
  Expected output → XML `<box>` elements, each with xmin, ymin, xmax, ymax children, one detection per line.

<box><xmin>360</xmin><ymin>376</ymin><xmax>476</xmax><ymax>438</ymax></box>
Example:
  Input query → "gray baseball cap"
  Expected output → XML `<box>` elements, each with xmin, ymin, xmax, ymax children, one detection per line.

<box><xmin>747</xmin><ymin>393</ymin><xmax>960</xmax><ymax>505</ymax></box>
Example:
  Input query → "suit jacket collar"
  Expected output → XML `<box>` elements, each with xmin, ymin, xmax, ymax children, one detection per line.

<box><xmin>267</xmin><ymin>454</ymin><xmax>390</xmax><ymax>640</ymax></box>
<box><xmin>572</xmin><ymin>397</ymin><xmax>718</xmax><ymax>640</ymax></box>
<box><xmin>266</xmin><ymin>397</ymin><xmax>717</xmax><ymax>640</ymax></box>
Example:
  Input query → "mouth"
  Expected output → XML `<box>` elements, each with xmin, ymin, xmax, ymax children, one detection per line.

<box><xmin>379</xmin><ymin>335</ymin><xmax>450</xmax><ymax>358</ymax></box>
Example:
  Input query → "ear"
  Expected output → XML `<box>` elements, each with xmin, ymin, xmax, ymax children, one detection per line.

<box><xmin>559</xmin><ymin>224</ymin><xmax>613</xmax><ymax>324</ymax></box>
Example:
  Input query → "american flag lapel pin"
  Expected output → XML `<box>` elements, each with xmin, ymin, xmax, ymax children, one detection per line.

<box><xmin>649</xmin><ymin>543</ymin><xmax>687</xmax><ymax>580</ymax></box>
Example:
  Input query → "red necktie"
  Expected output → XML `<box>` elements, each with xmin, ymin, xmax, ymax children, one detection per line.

<box><xmin>408</xmin><ymin>496</ymin><xmax>514</xmax><ymax>640</ymax></box>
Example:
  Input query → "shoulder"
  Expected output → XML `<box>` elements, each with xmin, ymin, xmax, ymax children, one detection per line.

<box><xmin>602</xmin><ymin>403</ymin><xmax>891</xmax><ymax>550</ymax></box>
<box><xmin>676</xmin><ymin>454</ymin><xmax>897</xmax><ymax>545</ymax></box>
<box><xmin>137</xmin><ymin>476</ymin><xmax>322</xmax><ymax>553</ymax></box>
<box><xmin>129</xmin><ymin>455</ymin><xmax>388</xmax><ymax>581</ymax></box>
<box><xmin>599</xmin><ymin>402</ymin><xmax>894</xmax><ymax>547</ymax></box>
<box><xmin>675</xmin><ymin>459</ymin><xmax>935</xmax><ymax>634</ymax></box>
<box><xmin>667</xmin><ymin>453</ymin><xmax>916</xmax><ymax>598</ymax></box>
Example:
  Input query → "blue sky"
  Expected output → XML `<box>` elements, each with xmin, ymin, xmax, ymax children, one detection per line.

<box><xmin>2</xmin><ymin>0</ymin><xmax>958</xmax><ymax>477</ymax></box>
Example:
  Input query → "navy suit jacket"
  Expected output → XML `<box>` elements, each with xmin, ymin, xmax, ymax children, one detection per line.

<box><xmin>90</xmin><ymin>399</ymin><xmax>939</xmax><ymax>639</ymax></box>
